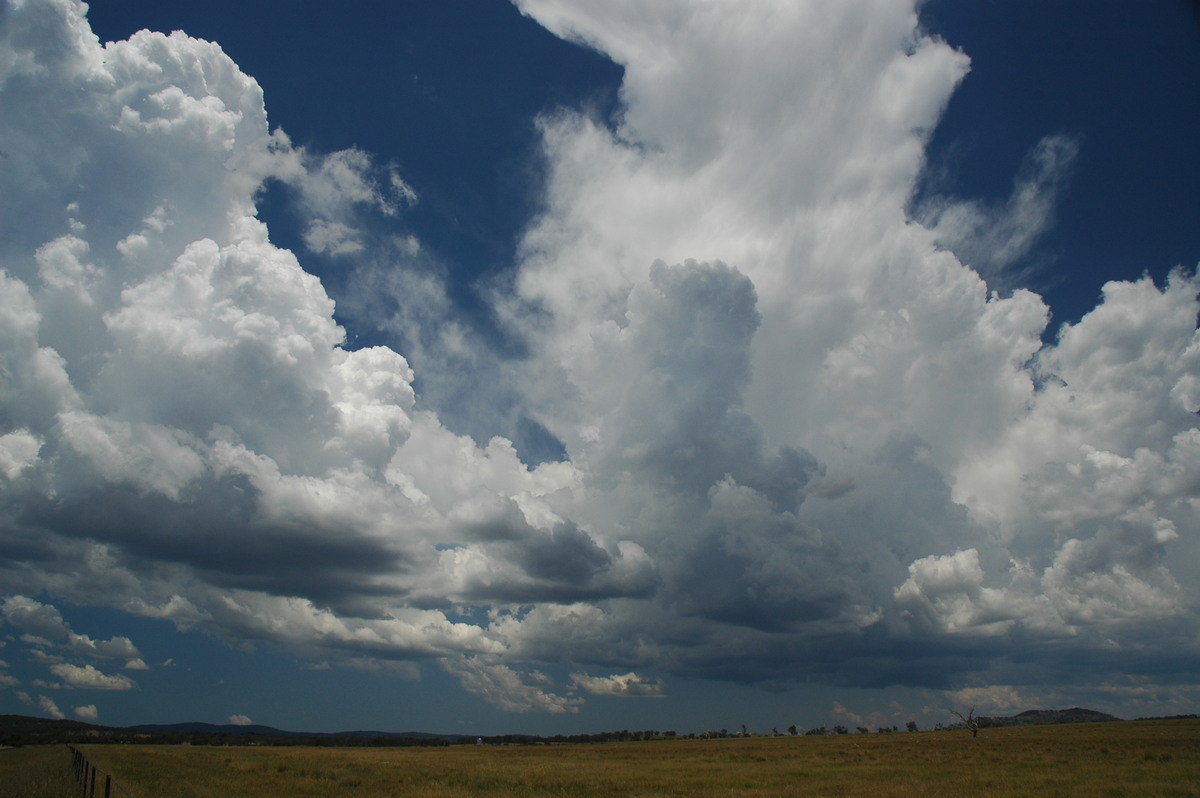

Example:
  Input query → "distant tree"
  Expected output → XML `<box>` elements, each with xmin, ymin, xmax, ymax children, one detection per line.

<box><xmin>772</xmin><ymin>727</ymin><xmax>780</xmax><ymax>736</ymax></box>
<box><xmin>787</xmin><ymin>724</ymin><xmax>798</xmax><ymax>736</ymax></box>
<box><xmin>741</xmin><ymin>724</ymin><xmax>748</xmax><ymax>737</ymax></box>
<box><xmin>833</xmin><ymin>725</ymin><xmax>848</xmax><ymax>735</ymax></box>
<box><xmin>856</xmin><ymin>726</ymin><xmax>870</xmax><ymax>734</ymax></box>
<box><xmin>906</xmin><ymin>721</ymin><xmax>919</xmax><ymax>732</ymax></box>
<box><xmin>951</xmin><ymin>708</ymin><xmax>980</xmax><ymax>738</ymax></box>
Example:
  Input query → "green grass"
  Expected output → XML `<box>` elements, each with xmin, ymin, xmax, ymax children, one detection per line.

<box><xmin>0</xmin><ymin>745</ymin><xmax>78</xmax><ymax>798</ymax></box>
<box><xmin>75</xmin><ymin>719</ymin><xmax>1200</xmax><ymax>797</ymax></box>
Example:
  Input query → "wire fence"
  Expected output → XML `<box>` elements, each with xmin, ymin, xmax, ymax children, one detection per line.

<box><xmin>69</xmin><ymin>745</ymin><xmax>135</xmax><ymax>798</ymax></box>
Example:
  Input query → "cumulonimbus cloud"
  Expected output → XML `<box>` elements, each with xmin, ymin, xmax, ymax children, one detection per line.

<box><xmin>0</xmin><ymin>0</ymin><xmax>1196</xmax><ymax>717</ymax></box>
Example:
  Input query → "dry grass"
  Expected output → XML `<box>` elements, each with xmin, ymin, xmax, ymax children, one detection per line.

<box><xmin>0</xmin><ymin>744</ymin><xmax>78</xmax><ymax>798</ymax></box>
<box><xmin>76</xmin><ymin>719</ymin><xmax>1200</xmax><ymax>797</ymax></box>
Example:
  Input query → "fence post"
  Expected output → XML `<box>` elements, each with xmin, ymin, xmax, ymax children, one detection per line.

<box><xmin>70</xmin><ymin>743</ymin><xmax>129</xmax><ymax>798</ymax></box>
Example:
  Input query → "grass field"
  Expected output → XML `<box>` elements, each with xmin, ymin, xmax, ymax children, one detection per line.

<box><xmin>0</xmin><ymin>744</ymin><xmax>78</xmax><ymax>798</ymax></box>
<box><xmin>64</xmin><ymin>719</ymin><xmax>1200</xmax><ymax>797</ymax></box>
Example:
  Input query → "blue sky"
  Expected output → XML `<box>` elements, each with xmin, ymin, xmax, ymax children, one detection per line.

<box><xmin>1</xmin><ymin>0</ymin><xmax>1198</xmax><ymax>736</ymax></box>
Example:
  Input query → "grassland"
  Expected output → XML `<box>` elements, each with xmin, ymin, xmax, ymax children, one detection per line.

<box><xmin>0</xmin><ymin>744</ymin><xmax>78</xmax><ymax>798</ymax></box>
<box><xmin>67</xmin><ymin>719</ymin><xmax>1200</xmax><ymax>797</ymax></box>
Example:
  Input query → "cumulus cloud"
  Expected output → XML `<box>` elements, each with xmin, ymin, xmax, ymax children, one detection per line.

<box><xmin>39</xmin><ymin>695</ymin><xmax>65</xmax><ymax>720</ymax></box>
<box><xmin>0</xmin><ymin>0</ymin><xmax>1196</xmax><ymax>719</ymax></box>
<box><xmin>50</xmin><ymin>663</ymin><xmax>137</xmax><ymax>691</ymax></box>
<box><xmin>1</xmin><ymin>596</ymin><xmax>146</xmax><ymax>664</ymax></box>
<box><xmin>0</xmin><ymin>431</ymin><xmax>41</xmax><ymax>480</ymax></box>
<box><xmin>1</xmin><ymin>595</ymin><xmax>72</xmax><ymax>642</ymax></box>
<box><xmin>74</xmin><ymin>704</ymin><xmax>99</xmax><ymax>721</ymax></box>
<box><xmin>228</xmin><ymin>714</ymin><xmax>252</xmax><ymax>726</ymax></box>
<box><xmin>442</xmin><ymin>657</ymin><xmax>582</xmax><ymax>714</ymax></box>
<box><xmin>570</xmin><ymin>671</ymin><xmax>666</xmax><ymax>698</ymax></box>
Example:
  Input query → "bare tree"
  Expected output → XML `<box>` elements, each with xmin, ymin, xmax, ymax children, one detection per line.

<box><xmin>950</xmin><ymin>707</ymin><xmax>980</xmax><ymax>738</ymax></box>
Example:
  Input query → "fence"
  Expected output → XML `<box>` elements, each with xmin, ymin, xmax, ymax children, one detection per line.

<box><xmin>69</xmin><ymin>745</ymin><xmax>134</xmax><ymax>798</ymax></box>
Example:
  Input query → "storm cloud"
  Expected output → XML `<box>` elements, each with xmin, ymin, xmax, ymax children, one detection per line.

<box><xmin>0</xmin><ymin>0</ymin><xmax>1197</xmax><ymax>719</ymax></box>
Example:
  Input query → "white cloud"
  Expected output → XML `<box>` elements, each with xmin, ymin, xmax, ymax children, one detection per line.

<box><xmin>73</xmin><ymin>704</ymin><xmax>99</xmax><ymax>721</ymax></box>
<box><xmin>918</xmin><ymin>134</ymin><xmax>1079</xmax><ymax>286</ymax></box>
<box><xmin>28</xmin><ymin>649</ymin><xmax>64</xmax><ymax>665</ymax></box>
<box><xmin>570</xmin><ymin>671</ymin><xmax>666</xmax><ymax>698</ymax></box>
<box><xmin>39</xmin><ymin>695</ymin><xmax>65</xmax><ymax>719</ymax></box>
<box><xmin>442</xmin><ymin>657</ymin><xmax>582</xmax><ymax>714</ymax></box>
<box><xmin>2</xmin><ymin>596</ymin><xmax>146</xmax><ymax>667</ymax></box>
<box><xmin>1</xmin><ymin>595</ymin><xmax>71</xmax><ymax>641</ymax></box>
<box><xmin>286</xmin><ymin>147</ymin><xmax>418</xmax><ymax>259</ymax></box>
<box><xmin>894</xmin><ymin>549</ymin><xmax>1022</xmax><ymax>635</ymax></box>
<box><xmin>296</xmin><ymin>148</ymin><xmax>415</xmax><ymax>219</ymax></box>
<box><xmin>302</xmin><ymin>219</ymin><xmax>364</xmax><ymax>256</ymax></box>
<box><xmin>0</xmin><ymin>430</ymin><xmax>41</xmax><ymax>480</ymax></box>
<box><xmin>0</xmin><ymin>0</ymin><xmax>1196</xmax><ymax>716</ymax></box>
<box><xmin>228</xmin><ymin>714</ymin><xmax>252</xmax><ymax>726</ymax></box>
<box><xmin>490</xmin><ymin>0</ymin><xmax>1199</xmax><ymax>693</ymax></box>
<box><xmin>50</xmin><ymin>663</ymin><xmax>137</xmax><ymax>691</ymax></box>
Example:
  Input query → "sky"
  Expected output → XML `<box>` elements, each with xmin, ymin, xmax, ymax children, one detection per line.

<box><xmin>1</xmin><ymin>0</ymin><xmax>1198</xmax><ymax>737</ymax></box>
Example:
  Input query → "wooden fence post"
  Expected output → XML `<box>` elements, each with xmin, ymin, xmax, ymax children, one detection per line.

<box><xmin>69</xmin><ymin>743</ymin><xmax>129</xmax><ymax>798</ymax></box>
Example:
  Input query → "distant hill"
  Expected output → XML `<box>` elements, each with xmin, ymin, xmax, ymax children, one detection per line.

<box><xmin>0</xmin><ymin>706</ymin><xmax>1174</xmax><ymax>747</ymax></box>
<box><xmin>0</xmin><ymin>713</ymin><xmax>125</xmax><ymax>745</ymax></box>
<box><xmin>130</xmin><ymin>721</ymin><xmax>458</xmax><ymax>740</ymax></box>
<box><xmin>0</xmin><ymin>714</ymin><xmax>462</xmax><ymax>746</ymax></box>
<box><xmin>957</xmin><ymin>707</ymin><xmax>1122</xmax><ymax>730</ymax></box>
<box><xmin>1009</xmin><ymin>708</ymin><xmax>1121</xmax><ymax>725</ymax></box>
<box><xmin>133</xmin><ymin>720</ymin><xmax>292</xmax><ymax>734</ymax></box>
<box><xmin>132</xmin><ymin>721</ymin><xmax>298</xmax><ymax>737</ymax></box>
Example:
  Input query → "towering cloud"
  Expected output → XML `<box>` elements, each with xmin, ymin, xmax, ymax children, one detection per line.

<box><xmin>0</xmin><ymin>0</ymin><xmax>1196</xmax><ymax>717</ymax></box>
<box><xmin>498</xmin><ymin>0</ymin><xmax>1198</xmax><ymax>693</ymax></box>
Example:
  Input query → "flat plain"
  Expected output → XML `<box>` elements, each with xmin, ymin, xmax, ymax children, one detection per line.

<box><xmin>58</xmin><ymin>719</ymin><xmax>1200</xmax><ymax>797</ymax></box>
<box><xmin>0</xmin><ymin>744</ymin><xmax>77</xmax><ymax>798</ymax></box>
